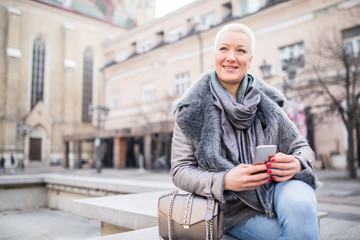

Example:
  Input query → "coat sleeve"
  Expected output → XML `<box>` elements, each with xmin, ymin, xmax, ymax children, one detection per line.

<box><xmin>289</xmin><ymin>136</ymin><xmax>320</xmax><ymax>189</ymax></box>
<box><xmin>170</xmin><ymin>122</ymin><xmax>226</xmax><ymax>202</ymax></box>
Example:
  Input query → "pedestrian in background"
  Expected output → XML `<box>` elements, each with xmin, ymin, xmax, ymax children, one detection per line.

<box><xmin>10</xmin><ymin>153</ymin><xmax>15</xmax><ymax>174</ymax></box>
<box><xmin>171</xmin><ymin>23</ymin><xmax>320</xmax><ymax>240</ymax></box>
<box><xmin>0</xmin><ymin>155</ymin><xmax>5</xmax><ymax>173</ymax></box>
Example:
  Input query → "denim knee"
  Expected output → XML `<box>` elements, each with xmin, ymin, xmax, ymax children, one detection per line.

<box><xmin>274</xmin><ymin>180</ymin><xmax>320</xmax><ymax>240</ymax></box>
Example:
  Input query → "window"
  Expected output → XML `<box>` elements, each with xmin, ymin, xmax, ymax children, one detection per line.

<box><xmin>169</xmin><ymin>26</ymin><xmax>182</xmax><ymax>43</ymax></box>
<box><xmin>222</xmin><ymin>2</ymin><xmax>232</xmax><ymax>22</ymax></box>
<box><xmin>140</xmin><ymin>38</ymin><xmax>152</xmax><ymax>53</ymax></box>
<box><xmin>344</xmin><ymin>38</ymin><xmax>360</xmax><ymax>57</ymax></box>
<box><xmin>142</xmin><ymin>82</ymin><xmax>156</xmax><ymax>103</ymax></box>
<box><xmin>82</xmin><ymin>48</ymin><xmax>93</xmax><ymax>123</ymax></box>
<box><xmin>129</xmin><ymin>42</ymin><xmax>137</xmax><ymax>57</ymax></box>
<box><xmin>279</xmin><ymin>42</ymin><xmax>305</xmax><ymax>73</ymax></box>
<box><xmin>239</xmin><ymin>0</ymin><xmax>260</xmax><ymax>17</ymax></box>
<box><xmin>154</xmin><ymin>31</ymin><xmax>165</xmax><ymax>48</ymax></box>
<box><xmin>343</xmin><ymin>26</ymin><xmax>360</xmax><ymax>57</ymax></box>
<box><xmin>201</xmin><ymin>12</ymin><xmax>217</xmax><ymax>31</ymax></box>
<box><xmin>30</xmin><ymin>37</ymin><xmax>46</xmax><ymax>108</ymax></box>
<box><xmin>175</xmin><ymin>72</ymin><xmax>189</xmax><ymax>95</ymax></box>
<box><xmin>110</xmin><ymin>91</ymin><xmax>120</xmax><ymax>109</ymax></box>
<box><xmin>115</xmin><ymin>49</ymin><xmax>127</xmax><ymax>62</ymax></box>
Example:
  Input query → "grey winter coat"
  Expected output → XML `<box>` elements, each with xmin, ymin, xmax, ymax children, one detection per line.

<box><xmin>170</xmin><ymin>72</ymin><xmax>318</xmax><ymax>230</ymax></box>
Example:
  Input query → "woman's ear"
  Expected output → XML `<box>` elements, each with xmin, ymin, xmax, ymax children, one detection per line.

<box><xmin>249</xmin><ymin>56</ymin><xmax>253</xmax><ymax>69</ymax></box>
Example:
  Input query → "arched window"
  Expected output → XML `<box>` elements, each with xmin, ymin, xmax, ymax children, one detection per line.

<box><xmin>82</xmin><ymin>48</ymin><xmax>93</xmax><ymax>123</ymax></box>
<box><xmin>31</xmin><ymin>37</ymin><xmax>46</xmax><ymax>108</ymax></box>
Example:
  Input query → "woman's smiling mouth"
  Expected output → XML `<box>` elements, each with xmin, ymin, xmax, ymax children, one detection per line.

<box><xmin>223</xmin><ymin>65</ymin><xmax>238</xmax><ymax>70</ymax></box>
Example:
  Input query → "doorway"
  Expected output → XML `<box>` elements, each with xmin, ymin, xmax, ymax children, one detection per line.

<box><xmin>29</xmin><ymin>138</ymin><xmax>41</xmax><ymax>161</ymax></box>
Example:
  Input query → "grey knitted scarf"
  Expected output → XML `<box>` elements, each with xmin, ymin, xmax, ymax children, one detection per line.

<box><xmin>209</xmin><ymin>71</ymin><xmax>270</xmax><ymax>213</ymax></box>
<box><xmin>210</xmin><ymin>71</ymin><xmax>266</xmax><ymax>165</ymax></box>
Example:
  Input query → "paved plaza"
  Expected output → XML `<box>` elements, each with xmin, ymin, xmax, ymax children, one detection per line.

<box><xmin>0</xmin><ymin>167</ymin><xmax>359</xmax><ymax>240</ymax></box>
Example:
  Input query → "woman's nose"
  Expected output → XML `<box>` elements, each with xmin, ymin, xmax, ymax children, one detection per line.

<box><xmin>226</xmin><ymin>50</ymin><xmax>236</xmax><ymax>61</ymax></box>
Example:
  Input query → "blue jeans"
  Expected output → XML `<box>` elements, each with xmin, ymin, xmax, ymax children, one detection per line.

<box><xmin>227</xmin><ymin>180</ymin><xmax>320</xmax><ymax>240</ymax></box>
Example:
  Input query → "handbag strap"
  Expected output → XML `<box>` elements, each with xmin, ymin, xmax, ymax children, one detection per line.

<box><xmin>204</xmin><ymin>172</ymin><xmax>217</xmax><ymax>221</ymax></box>
<box><xmin>167</xmin><ymin>190</ymin><xmax>178</xmax><ymax>240</ymax></box>
<box><xmin>206</xmin><ymin>198</ymin><xmax>215</xmax><ymax>240</ymax></box>
<box><xmin>203</xmin><ymin>172</ymin><xmax>217</xmax><ymax>240</ymax></box>
<box><xmin>158</xmin><ymin>190</ymin><xmax>178</xmax><ymax>240</ymax></box>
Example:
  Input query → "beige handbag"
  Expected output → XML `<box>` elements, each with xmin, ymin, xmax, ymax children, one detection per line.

<box><xmin>157</xmin><ymin>190</ymin><xmax>224</xmax><ymax>240</ymax></box>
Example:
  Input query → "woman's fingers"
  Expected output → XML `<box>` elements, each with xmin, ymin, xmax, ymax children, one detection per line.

<box><xmin>270</xmin><ymin>175</ymin><xmax>292</xmax><ymax>182</ymax></box>
<box><xmin>267</xmin><ymin>153</ymin><xmax>302</xmax><ymax>182</ymax></box>
<box><xmin>224</xmin><ymin>164</ymin><xmax>271</xmax><ymax>191</ymax></box>
<box><xmin>225</xmin><ymin>152</ymin><xmax>304</xmax><ymax>191</ymax></box>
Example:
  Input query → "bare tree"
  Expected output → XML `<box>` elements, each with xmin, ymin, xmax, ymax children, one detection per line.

<box><xmin>303</xmin><ymin>25</ymin><xmax>360</xmax><ymax>179</ymax></box>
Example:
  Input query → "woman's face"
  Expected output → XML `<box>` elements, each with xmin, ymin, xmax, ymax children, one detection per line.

<box><xmin>214</xmin><ymin>31</ymin><xmax>253</xmax><ymax>87</ymax></box>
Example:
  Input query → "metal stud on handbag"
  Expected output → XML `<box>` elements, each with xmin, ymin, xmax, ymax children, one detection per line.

<box><xmin>157</xmin><ymin>190</ymin><xmax>223</xmax><ymax>240</ymax></box>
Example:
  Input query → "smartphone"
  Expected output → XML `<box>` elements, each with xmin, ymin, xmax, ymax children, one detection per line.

<box><xmin>253</xmin><ymin>145</ymin><xmax>277</xmax><ymax>165</ymax></box>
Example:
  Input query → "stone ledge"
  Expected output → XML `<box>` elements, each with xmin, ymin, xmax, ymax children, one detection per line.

<box><xmin>75</xmin><ymin>191</ymin><xmax>328</xmax><ymax>239</ymax></box>
<box><xmin>73</xmin><ymin>191</ymin><xmax>174</xmax><ymax>231</ymax></box>
<box><xmin>0</xmin><ymin>175</ymin><xmax>44</xmax><ymax>188</ymax></box>
<box><xmin>87</xmin><ymin>227</ymin><xmax>159</xmax><ymax>240</ymax></box>
<box><xmin>0</xmin><ymin>174</ymin><xmax>175</xmax><ymax>193</ymax></box>
<box><xmin>85</xmin><ymin>212</ymin><xmax>328</xmax><ymax>240</ymax></box>
<box><xmin>86</xmin><ymin>226</ymin><xmax>239</xmax><ymax>240</ymax></box>
<box><xmin>44</xmin><ymin>174</ymin><xmax>175</xmax><ymax>194</ymax></box>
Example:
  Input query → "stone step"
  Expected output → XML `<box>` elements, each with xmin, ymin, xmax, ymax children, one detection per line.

<box><xmin>75</xmin><ymin>190</ymin><xmax>328</xmax><ymax>240</ymax></box>
<box><xmin>87</xmin><ymin>226</ymin><xmax>238</xmax><ymax>240</ymax></box>
<box><xmin>74</xmin><ymin>191</ymin><xmax>172</xmax><ymax>231</ymax></box>
<box><xmin>87</xmin><ymin>212</ymin><xmax>328</xmax><ymax>240</ymax></box>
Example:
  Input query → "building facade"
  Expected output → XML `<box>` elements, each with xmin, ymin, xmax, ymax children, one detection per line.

<box><xmin>100</xmin><ymin>0</ymin><xmax>360</xmax><ymax>170</ymax></box>
<box><xmin>0</xmin><ymin>0</ymin><xmax>155</xmax><ymax>168</ymax></box>
<box><xmin>2</xmin><ymin>0</ymin><xmax>358</xmax><ymax>171</ymax></box>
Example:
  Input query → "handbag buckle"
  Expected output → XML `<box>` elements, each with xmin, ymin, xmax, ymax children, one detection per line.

<box><xmin>183</xmin><ymin>225</ymin><xmax>190</xmax><ymax>229</ymax></box>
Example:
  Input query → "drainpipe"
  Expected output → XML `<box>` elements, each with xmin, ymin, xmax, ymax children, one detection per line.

<box><xmin>196</xmin><ymin>31</ymin><xmax>204</xmax><ymax>73</ymax></box>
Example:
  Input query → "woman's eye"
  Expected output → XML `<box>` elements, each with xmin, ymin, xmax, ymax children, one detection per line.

<box><xmin>237</xmin><ymin>49</ymin><xmax>246</xmax><ymax>53</ymax></box>
<box><xmin>219</xmin><ymin>47</ymin><xmax>227</xmax><ymax>51</ymax></box>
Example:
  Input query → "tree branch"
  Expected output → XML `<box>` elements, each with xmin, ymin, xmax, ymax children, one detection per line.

<box><xmin>312</xmin><ymin>66</ymin><xmax>347</xmax><ymax>124</ymax></box>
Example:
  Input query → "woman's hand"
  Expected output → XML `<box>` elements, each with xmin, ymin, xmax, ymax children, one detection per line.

<box><xmin>224</xmin><ymin>164</ymin><xmax>271</xmax><ymax>191</ymax></box>
<box><xmin>266</xmin><ymin>153</ymin><xmax>302</xmax><ymax>182</ymax></box>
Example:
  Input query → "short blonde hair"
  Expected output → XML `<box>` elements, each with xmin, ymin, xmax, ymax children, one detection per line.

<box><xmin>213</xmin><ymin>23</ymin><xmax>256</xmax><ymax>56</ymax></box>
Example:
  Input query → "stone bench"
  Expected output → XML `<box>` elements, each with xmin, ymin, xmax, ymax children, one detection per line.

<box><xmin>87</xmin><ymin>214</ymin><xmax>329</xmax><ymax>240</ymax></box>
<box><xmin>88</xmin><ymin>226</ymin><xmax>238</xmax><ymax>240</ymax></box>
<box><xmin>74</xmin><ymin>191</ymin><xmax>168</xmax><ymax>234</ymax></box>
<box><xmin>75</xmin><ymin>191</ymin><xmax>327</xmax><ymax>239</ymax></box>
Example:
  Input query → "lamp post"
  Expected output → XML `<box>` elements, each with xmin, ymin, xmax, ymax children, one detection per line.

<box><xmin>16</xmin><ymin>123</ymin><xmax>32</xmax><ymax>170</ymax></box>
<box><xmin>259</xmin><ymin>57</ymin><xmax>299</xmax><ymax>97</ymax></box>
<box><xmin>259</xmin><ymin>60</ymin><xmax>272</xmax><ymax>79</ymax></box>
<box><xmin>282</xmin><ymin>56</ymin><xmax>299</xmax><ymax>97</ymax></box>
<box><xmin>88</xmin><ymin>105</ymin><xmax>109</xmax><ymax>173</ymax></box>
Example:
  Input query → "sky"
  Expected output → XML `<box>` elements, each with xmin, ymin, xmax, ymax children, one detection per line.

<box><xmin>155</xmin><ymin>0</ymin><xmax>196</xmax><ymax>18</ymax></box>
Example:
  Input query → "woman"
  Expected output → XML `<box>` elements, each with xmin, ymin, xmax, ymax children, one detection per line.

<box><xmin>170</xmin><ymin>23</ymin><xmax>320</xmax><ymax>240</ymax></box>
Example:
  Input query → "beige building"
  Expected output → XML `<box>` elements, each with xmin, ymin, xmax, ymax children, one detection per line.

<box><xmin>0</xmin><ymin>0</ymin><xmax>155</xmax><ymax>168</ymax></box>
<box><xmin>1</xmin><ymin>0</ymin><xmax>358</xmax><ymax>171</ymax></box>
<box><xmin>101</xmin><ymin>0</ymin><xmax>360</xmax><ymax>170</ymax></box>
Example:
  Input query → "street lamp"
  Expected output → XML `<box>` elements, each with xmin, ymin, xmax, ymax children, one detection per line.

<box><xmin>282</xmin><ymin>56</ymin><xmax>299</xmax><ymax>96</ymax></box>
<box><xmin>259</xmin><ymin>59</ymin><xmax>272</xmax><ymax>79</ymax></box>
<box><xmin>259</xmin><ymin>57</ymin><xmax>299</xmax><ymax>97</ymax></box>
<box><xmin>88</xmin><ymin>104</ymin><xmax>109</xmax><ymax>173</ymax></box>
<box><xmin>16</xmin><ymin>123</ymin><xmax>32</xmax><ymax>170</ymax></box>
